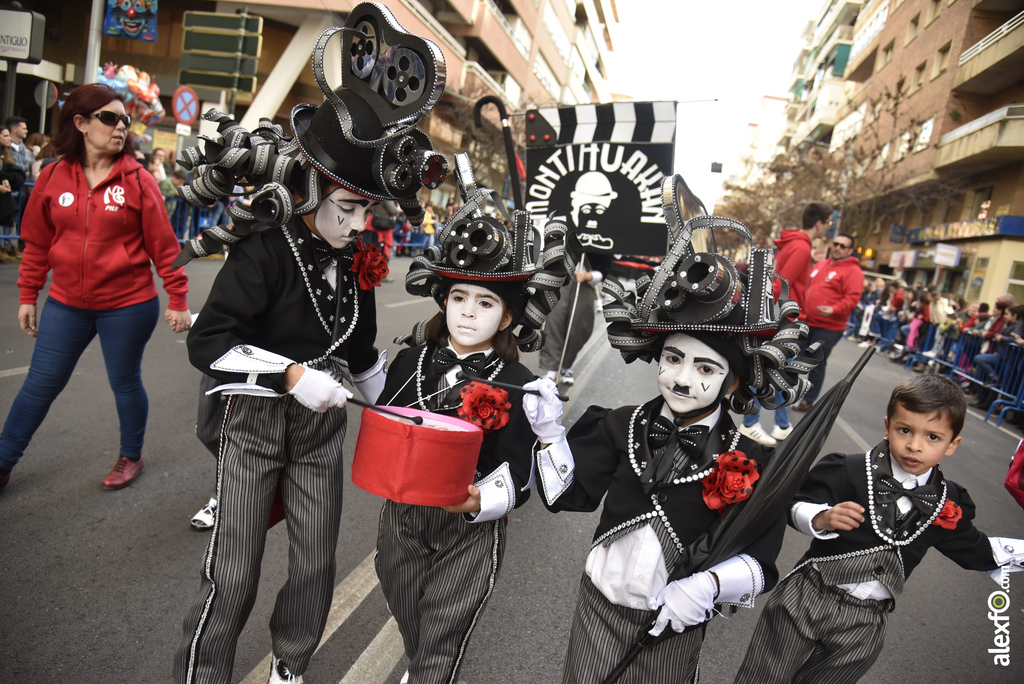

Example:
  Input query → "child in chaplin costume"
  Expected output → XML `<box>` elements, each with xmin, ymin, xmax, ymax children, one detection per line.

<box><xmin>522</xmin><ymin>176</ymin><xmax>821</xmax><ymax>683</ymax></box>
<box><xmin>735</xmin><ymin>374</ymin><xmax>1024</xmax><ymax>683</ymax></box>
<box><xmin>172</xmin><ymin>5</ymin><xmax>449</xmax><ymax>683</ymax></box>
<box><xmin>368</xmin><ymin>153</ymin><xmax>579</xmax><ymax>684</ymax></box>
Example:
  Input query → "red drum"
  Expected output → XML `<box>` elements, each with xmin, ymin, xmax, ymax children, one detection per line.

<box><xmin>352</xmin><ymin>407</ymin><xmax>484</xmax><ymax>506</ymax></box>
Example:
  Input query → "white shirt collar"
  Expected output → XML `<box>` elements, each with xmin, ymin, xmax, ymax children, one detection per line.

<box><xmin>445</xmin><ymin>343</ymin><xmax>493</xmax><ymax>359</ymax></box>
<box><xmin>890</xmin><ymin>456</ymin><xmax>932</xmax><ymax>488</ymax></box>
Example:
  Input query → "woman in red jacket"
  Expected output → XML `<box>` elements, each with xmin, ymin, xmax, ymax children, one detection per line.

<box><xmin>0</xmin><ymin>84</ymin><xmax>190</xmax><ymax>493</ymax></box>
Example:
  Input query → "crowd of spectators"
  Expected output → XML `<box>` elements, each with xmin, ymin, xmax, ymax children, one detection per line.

<box><xmin>851</xmin><ymin>282</ymin><xmax>1023</xmax><ymax>428</ymax></box>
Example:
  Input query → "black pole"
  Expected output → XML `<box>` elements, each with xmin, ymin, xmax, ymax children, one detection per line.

<box><xmin>2</xmin><ymin>60</ymin><xmax>16</xmax><ymax>123</ymax></box>
<box><xmin>473</xmin><ymin>96</ymin><xmax>522</xmax><ymax>210</ymax></box>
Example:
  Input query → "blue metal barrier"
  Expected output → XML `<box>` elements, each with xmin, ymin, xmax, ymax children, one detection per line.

<box><xmin>984</xmin><ymin>343</ymin><xmax>1024</xmax><ymax>426</ymax></box>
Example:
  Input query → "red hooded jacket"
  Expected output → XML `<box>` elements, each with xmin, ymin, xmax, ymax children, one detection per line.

<box><xmin>803</xmin><ymin>256</ymin><xmax>863</xmax><ymax>331</ymax></box>
<box><xmin>772</xmin><ymin>229</ymin><xmax>813</xmax><ymax>309</ymax></box>
<box><xmin>18</xmin><ymin>155</ymin><xmax>188</xmax><ymax>311</ymax></box>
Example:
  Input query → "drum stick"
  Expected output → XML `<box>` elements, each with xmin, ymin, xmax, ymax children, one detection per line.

<box><xmin>457</xmin><ymin>372</ymin><xmax>569</xmax><ymax>402</ymax></box>
<box><xmin>347</xmin><ymin>396</ymin><xmax>424</xmax><ymax>424</ymax></box>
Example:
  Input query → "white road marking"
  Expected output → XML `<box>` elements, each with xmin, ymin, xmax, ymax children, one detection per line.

<box><xmin>338</xmin><ymin>617</ymin><xmax>404</xmax><ymax>684</ymax></box>
<box><xmin>0</xmin><ymin>366</ymin><xmax>30</xmax><ymax>378</ymax></box>
<box><xmin>239</xmin><ymin>551</ymin><xmax>381</xmax><ymax>684</ymax></box>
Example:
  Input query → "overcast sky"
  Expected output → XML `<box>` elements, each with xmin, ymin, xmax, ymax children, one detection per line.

<box><xmin>608</xmin><ymin>0</ymin><xmax>827</xmax><ymax>209</ymax></box>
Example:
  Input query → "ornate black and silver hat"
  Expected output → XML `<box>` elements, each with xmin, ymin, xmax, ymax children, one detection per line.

<box><xmin>171</xmin><ymin>3</ymin><xmax>449</xmax><ymax>267</ymax></box>
<box><xmin>404</xmin><ymin>154</ymin><xmax>582</xmax><ymax>352</ymax></box>
<box><xmin>602</xmin><ymin>175</ymin><xmax>820</xmax><ymax>411</ymax></box>
<box><xmin>291</xmin><ymin>2</ymin><xmax>448</xmax><ymax>224</ymax></box>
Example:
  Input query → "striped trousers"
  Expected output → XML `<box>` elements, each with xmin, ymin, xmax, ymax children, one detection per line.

<box><xmin>173</xmin><ymin>394</ymin><xmax>348</xmax><ymax>684</ymax></box>
<box><xmin>562</xmin><ymin>574</ymin><xmax>703</xmax><ymax>684</ymax></box>
<box><xmin>734</xmin><ymin>566</ymin><xmax>890</xmax><ymax>684</ymax></box>
<box><xmin>375</xmin><ymin>501</ymin><xmax>506</xmax><ymax>684</ymax></box>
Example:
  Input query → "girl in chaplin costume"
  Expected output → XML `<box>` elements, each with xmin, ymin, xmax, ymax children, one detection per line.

<box><xmin>370</xmin><ymin>154</ymin><xmax>579</xmax><ymax>684</ymax></box>
<box><xmin>522</xmin><ymin>176</ymin><xmax>821</xmax><ymax>683</ymax></box>
<box><xmin>171</xmin><ymin>6</ymin><xmax>449</xmax><ymax>683</ymax></box>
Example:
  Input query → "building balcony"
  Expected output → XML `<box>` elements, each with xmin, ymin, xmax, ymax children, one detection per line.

<box><xmin>811</xmin><ymin>0</ymin><xmax>861</xmax><ymax>47</ymax></box>
<box><xmin>972</xmin><ymin>0</ymin><xmax>1024</xmax><ymax>11</ymax></box>
<box><xmin>436</xmin><ymin>0</ymin><xmax>477</xmax><ymax>24</ymax></box>
<box><xmin>845</xmin><ymin>4</ymin><xmax>887</xmax><ymax>82</ymax></box>
<box><xmin>952</xmin><ymin>10</ymin><xmax>1024</xmax><ymax>94</ymax></box>
<box><xmin>819</xmin><ymin>25</ymin><xmax>854</xmax><ymax>66</ymax></box>
<box><xmin>445</xmin><ymin>0</ymin><xmax>531</xmax><ymax>84</ymax></box>
<box><xmin>791</xmin><ymin>78</ymin><xmax>847</xmax><ymax>137</ymax></box>
<box><xmin>934</xmin><ymin>104</ymin><xmax>1024</xmax><ymax>171</ymax></box>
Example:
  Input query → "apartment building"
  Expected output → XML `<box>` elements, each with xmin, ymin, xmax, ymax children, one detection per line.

<box><xmin>818</xmin><ymin>0</ymin><xmax>1024</xmax><ymax>304</ymax></box>
<box><xmin>3</xmin><ymin>0</ymin><xmax>620</xmax><ymax>198</ymax></box>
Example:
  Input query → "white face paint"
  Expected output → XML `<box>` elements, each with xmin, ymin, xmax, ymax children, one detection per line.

<box><xmin>657</xmin><ymin>333</ymin><xmax>731</xmax><ymax>415</ymax></box>
<box><xmin>445</xmin><ymin>284</ymin><xmax>508</xmax><ymax>354</ymax></box>
<box><xmin>313</xmin><ymin>186</ymin><xmax>376</xmax><ymax>248</ymax></box>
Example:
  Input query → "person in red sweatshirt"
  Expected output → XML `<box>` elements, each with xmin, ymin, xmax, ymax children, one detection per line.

<box><xmin>739</xmin><ymin>201</ymin><xmax>832</xmax><ymax>446</ymax></box>
<box><xmin>794</xmin><ymin>232</ymin><xmax>863</xmax><ymax>411</ymax></box>
<box><xmin>0</xmin><ymin>84</ymin><xmax>190</xmax><ymax>493</ymax></box>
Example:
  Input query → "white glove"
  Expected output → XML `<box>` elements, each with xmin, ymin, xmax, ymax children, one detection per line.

<box><xmin>288</xmin><ymin>367</ymin><xmax>353</xmax><ymax>412</ymax></box>
<box><xmin>522</xmin><ymin>378</ymin><xmax>565</xmax><ymax>444</ymax></box>
<box><xmin>648</xmin><ymin>571</ymin><xmax>719</xmax><ymax>636</ymax></box>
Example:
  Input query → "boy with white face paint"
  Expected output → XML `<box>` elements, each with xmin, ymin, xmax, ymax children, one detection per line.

<box><xmin>370</xmin><ymin>153</ymin><xmax>580</xmax><ymax>684</ymax></box>
<box><xmin>522</xmin><ymin>176</ymin><xmax>821</xmax><ymax>684</ymax></box>
<box><xmin>172</xmin><ymin>6</ymin><xmax>451</xmax><ymax>682</ymax></box>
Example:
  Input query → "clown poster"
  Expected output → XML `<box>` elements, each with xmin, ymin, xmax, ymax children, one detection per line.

<box><xmin>104</xmin><ymin>0</ymin><xmax>158</xmax><ymax>43</ymax></box>
<box><xmin>524</xmin><ymin>101</ymin><xmax>676</xmax><ymax>257</ymax></box>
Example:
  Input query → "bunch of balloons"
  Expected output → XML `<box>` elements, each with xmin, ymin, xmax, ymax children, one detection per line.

<box><xmin>96</xmin><ymin>62</ymin><xmax>165</xmax><ymax>127</ymax></box>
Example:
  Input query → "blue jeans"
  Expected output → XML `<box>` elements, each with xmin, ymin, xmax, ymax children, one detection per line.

<box><xmin>973</xmin><ymin>353</ymin><xmax>998</xmax><ymax>383</ymax></box>
<box><xmin>0</xmin><ymin>296</ymin><xmax>160</xmax><ymax>472</ymax></box>
<box><xmin>742</xmin><ymin>393</ymin><xmax>790</xmax><ymax>429</ymax></box>
<box><xmin>803</xmin><ymin>326</ymin><xmax>845</xmax><ymax>404</ymax></box>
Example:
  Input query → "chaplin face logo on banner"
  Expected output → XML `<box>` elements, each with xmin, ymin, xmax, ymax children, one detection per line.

<box><xmin>524</xmin><ymin>102</ymin><xmax>676</xmax><ymax>257</ymax></box>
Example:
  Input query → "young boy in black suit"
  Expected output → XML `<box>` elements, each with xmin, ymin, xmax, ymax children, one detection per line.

<box><xmin>735</xmin><ymin>374</ymin><xmax>1024</xmax><ymax>683</ymax></box>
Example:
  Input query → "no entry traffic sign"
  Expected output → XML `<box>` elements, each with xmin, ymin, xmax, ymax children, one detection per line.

<box><xmin>172</xmin><ymin>86</ymin><xmax>200</xmax><ymax>126</ymax></box>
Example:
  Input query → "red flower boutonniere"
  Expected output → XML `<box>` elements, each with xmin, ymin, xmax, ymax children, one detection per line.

<box><xmin>352</xmin><ymin>243</ymin><xmax>389</xmax><ymax>290</ymax></box>
<box><xmin>457</xmin><ymin>381</ymin><xmax>511</xmax><ymax>433</ymax></box>
<box><xmin>702</xmin><ymin>450</ymin><xmax>760</xmax><ymax>513</ymax></box>
<box><xmin>932</xmin><ymin>499</ymin><xmax>962</xmax><ymax>529</ymax></box>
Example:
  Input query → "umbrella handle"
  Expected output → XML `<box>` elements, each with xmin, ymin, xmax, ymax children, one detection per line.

<box><xmin>474</xmin><ymin>96</ymin><xmax>523</xmax><ymax>209</ymax></box>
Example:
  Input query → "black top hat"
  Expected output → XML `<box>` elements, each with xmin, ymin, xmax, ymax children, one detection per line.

<box><xmin>404</xmin><ymin>154</ymin><xmax>581</xmax><ymax>352</ymax></box>
<box><xmin>602</xmin><ymin>175</ymin><xmax>821</xmax><ymax>412</ymax></box>
<box><xmin>291</xmin><ymin>3</ymin><xmax>448</xmax><ymax>224</ymax></box>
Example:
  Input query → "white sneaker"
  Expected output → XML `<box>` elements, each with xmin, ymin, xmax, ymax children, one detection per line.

<box><xmin>560</xmin><ymin>369</ymin><xmax>575</xmax><ymax>386</ymax></box>
<box><xmin>737</xmin><ymin>423</ymin><xmax>777</xmax><ymax>446</ymax></box>
<box><xmin>268</xmin><ymin>656</ymin><xmax>303</xmax><ymax>684</ymax></box>
<box><xmin>857</xmin><ymin>340</ymin><xmax>872</xmax><ymax>348</ymax></box>
<box><xmin>770</xmin><ymin>425</ymin><xmax>793</xmax><ymax>441</ymax></box>
<box><xmin>400</xmin><ymin>672</ymin><xmax>410</xmax><ymax>684</ymax></box>
<box><xmin>190</xmin><ymin>497</ymin><xmax>217</xmax><ymax>531</ymax></box>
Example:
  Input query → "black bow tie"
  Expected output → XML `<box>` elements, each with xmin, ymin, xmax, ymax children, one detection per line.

<box><xmin>876</xmin><ymin>475</ymin><xmax>941</xmax><ymax>515</ymax></box>
<box><xmin>643</xmin><ymin>415</ymin><xmax>711</xmax><ymax>492</ymax></box>
<box><xmin>432</xmin><ymin>347</ymin><xmax>491</xmax><ymax>377</ymax></box>
<box><xmin>312</xmin><ymin>242</ymin><xmax>355</xmax><ymax>272</ymax></box>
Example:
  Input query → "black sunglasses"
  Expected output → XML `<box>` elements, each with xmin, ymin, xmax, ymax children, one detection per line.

<box><xmin>89</xmin><ymin>111</ymin><xmax>131</xmax><ymax>128</ymax></box>
<box><xmin>833</xmin><ymin>242</ymin><xmax>852</xmax><ymax>249</ymax></box>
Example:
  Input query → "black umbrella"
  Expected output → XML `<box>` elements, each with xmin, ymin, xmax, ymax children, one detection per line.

<box><xmin>601</xmin><ymin>346</ymin><xmax>876</xmax><ymax>684</ymax></box>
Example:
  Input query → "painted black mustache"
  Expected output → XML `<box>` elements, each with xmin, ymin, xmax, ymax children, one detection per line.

<box><xmin>671</xmin><ymin>384</ymin><xmax>691</xmax><ymax>396</ymax></box>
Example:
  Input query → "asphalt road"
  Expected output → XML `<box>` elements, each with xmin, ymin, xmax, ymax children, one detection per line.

<box><xmin>1</xmin><ymin>255</ymin><xmax>1023</xmax><ymax>683</ymax></box>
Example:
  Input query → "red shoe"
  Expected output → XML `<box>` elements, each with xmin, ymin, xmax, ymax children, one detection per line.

<box><xmin>101</xmin><ymin>457</ymin><xmax>144</xmax><ymax>490</ymax></box>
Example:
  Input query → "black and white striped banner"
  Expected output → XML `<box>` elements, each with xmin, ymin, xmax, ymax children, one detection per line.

<box><xmin>524</xmin><ymin>101</ymin><xmax>676</xmax><ymax>257</ymax></box>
